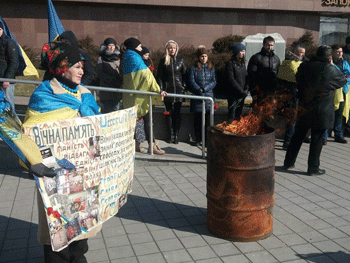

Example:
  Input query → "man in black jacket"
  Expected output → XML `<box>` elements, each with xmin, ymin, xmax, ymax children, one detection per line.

<box><xmin>248</xmin><ymin>36</ymin><xmax>280</xmax><ymax>106</ymax></box>
<box><xmin>0</xmin><ymin>21</ymin><xmax>18</xmax><ymax>110</ymax></box>
<box><xmin>283</xmin><ymin>45</ymin><xmax>346</xmax><ymax>176</ymax></box>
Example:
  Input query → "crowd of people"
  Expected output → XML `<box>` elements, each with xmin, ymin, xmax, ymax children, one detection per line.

<box><xmin>2</xmin><ymin>27</ymin><xmax>350</xmax><ymax>172</ymax></box>
<box><xmin>94</xmin><ymin>34</ymin><xmax>350</xmax><ymax>177</ymax></box>
<box><xmin>1</xmin><ymin>24</ymin><xmax>350</xmax><ymax>261</ymax></box>
<box><xmin>2</xmin><ymin>28</ymin><xmax>350</xmax><ymax>169</ymax></box>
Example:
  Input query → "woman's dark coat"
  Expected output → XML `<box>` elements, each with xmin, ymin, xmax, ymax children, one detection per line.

<box><xmin>96</xmin><ymin>46</ymin><xmax>122</xmax><ymax>101</ymax></box>
<box><xmin>187</xmin><ymin>64</ymin><xmax>216</xmax><ymax>113</ymax></box>
<box><xmin>224</xmin><ymin>58</ymin><xmax>248</xmax><ymax>99</ymax></box>
<box><xmin>296</xmin><ymin>56</ymin><xmax>347</xmax><ymax>129</ymax></box>
<box><xmin>156</xmin><ymin>56</ymin><xmax>186</xmax><ymax>103</ymax></box>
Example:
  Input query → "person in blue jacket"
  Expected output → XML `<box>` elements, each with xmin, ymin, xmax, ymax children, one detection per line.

<box><xmin>187</xmin><ymin>46</ymin><xmax>216</xmax><ymax>146</ymax></box>
<box><xmin>324</xmin><ymin>44</ymin><xmax>350</xmax><ymax>144</ymax></box>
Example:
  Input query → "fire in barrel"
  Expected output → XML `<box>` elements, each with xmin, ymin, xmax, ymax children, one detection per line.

<box><xmin>207</xmin><ymin>109</ymin><xmax>275</xmax><ymax>242</ymax></box>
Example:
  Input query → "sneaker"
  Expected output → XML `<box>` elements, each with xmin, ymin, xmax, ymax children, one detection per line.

<box><xmin>334</xmin><ymin>138</ymin><xmax>347</xmax><ymax>144</ymax></box>
<box><xmin>307</xmin><ymin>169</ymin><xmax>326</xmax><ymax>176</ymax></box>
<box><xmin>282</xmin><ymin>164</ymin><xmax>295</xmax><ymax>170</ymax></box>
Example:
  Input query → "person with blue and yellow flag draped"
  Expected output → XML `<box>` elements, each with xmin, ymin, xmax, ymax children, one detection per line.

<box><xmin>324</xmin><ymin>44</ymin><xmax>350</xmax><ymax>144</ymax></box>
<box><xmin>121</xmin><ymin>37</ymin><xmax>167</xmax><ymax>155</ymax></box>
<box><xmin>25</xmin><ymin>42</ymin><xmax>100</xmax><ymax>263</ymax></box>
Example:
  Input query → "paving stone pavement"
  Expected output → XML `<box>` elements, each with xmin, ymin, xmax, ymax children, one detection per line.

<box><xmin>1</xmin><ymin>137</ymin><xmax>350</xmax><ymax>263</ymax></box>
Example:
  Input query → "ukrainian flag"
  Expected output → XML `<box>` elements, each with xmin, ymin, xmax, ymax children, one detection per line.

<box><xmin>0</xmin><ymin>91</ymin><xmax>42</xmax><ymax>168</ymax></box>
<box><xmin>121</xmin><ymin>49</ymin><xmax>160</xmax><ymax>117</ymax></box>
<box><xmin>48</xmin><ymin>0</ymin><xmax>65</xmax><ymax>42</ymax></box>
<box><xmin>0</xmin><ymin>17</ymin><xmax>39</xmax><ymax>78</ymax></box>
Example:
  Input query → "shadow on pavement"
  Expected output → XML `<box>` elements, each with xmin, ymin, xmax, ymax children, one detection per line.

<box><xmin>0</xmin><ymin>215</ymin><xmax>42</xmax><ymax>263</ymax></box>
<box><xmin>298</xmin><ymin>251</ymin><xmax>350</xmax><ymax>262</ymax></box>
<box><xmin>275</xmin><ymin>165</ymin><xmax>308</xmax><ymax>176</ymax></box>
<box><xmin>0</xmin><ymin>142</ymin><xmax>28</xmax><ymax>178</ymax></box>
<box><xmin>162</xmin><ymin>145</ymin><xmax>204</xmax><ymax>159</ymax></box>
<box><xmin>117</xmin><ymin>194</ymin><xmax>211</xmax><ymax>236</ymax></box>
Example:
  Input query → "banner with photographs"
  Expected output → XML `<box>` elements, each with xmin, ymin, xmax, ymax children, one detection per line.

<box><xmin>24</xmin><ymin>106</ymin><xmax>137</xmax><ymax>251</ymax></box>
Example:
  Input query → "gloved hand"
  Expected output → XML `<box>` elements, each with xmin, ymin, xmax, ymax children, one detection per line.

<box><xmin>30</xmin><ymin>163</ymin><xmax>56</xmax><ymax>178</ymax></box>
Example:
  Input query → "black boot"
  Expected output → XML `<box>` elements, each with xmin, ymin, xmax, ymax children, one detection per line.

<box><xmin>165</xmin><ymin>115</ymin><xmax>174</xmax><ymax>143</ymax></box>
<box><xmin>173</xmin><ymin>116</ymin><xmax>181</xmax><ymax>144</ymax></box>
<box><xmin>173</xmin><ymin>133</ymin><xmax>179</xmax><ymax>144</ymax></box>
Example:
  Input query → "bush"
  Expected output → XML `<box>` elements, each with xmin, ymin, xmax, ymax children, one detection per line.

<box><xmin>212</xmin><ymin>35</ymin><xmax>244</xmax><ymax>54</ymax></box>
<box><xmin>21</xmin><ymin>45</ymin><xmax>41</xmax><ymax>68</ymax></box>
<box><xmin>78</xmin><ymin>36</ymin><xmax>99</xmax><ymax>66</ymax></box>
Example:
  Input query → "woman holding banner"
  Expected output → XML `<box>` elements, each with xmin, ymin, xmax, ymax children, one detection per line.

<box><xmin>26</xmin><ymin>42</ymin><xmax>100</xmax><ymax>263</ymax></box>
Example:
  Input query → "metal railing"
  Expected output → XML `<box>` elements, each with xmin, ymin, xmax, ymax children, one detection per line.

<box><xmin>0</xmin><ymin>77</ymin><xmax>214</xmax><ymax>158</ymax></box>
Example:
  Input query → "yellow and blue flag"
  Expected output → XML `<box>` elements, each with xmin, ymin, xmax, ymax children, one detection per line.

<box><xmin>0</xmin><ymin>16</ymin><xmax>39</xmax><ymax>78</ymax></box>
<box><xmin>48</xmin><ymin>0</ymin><xmax>65</xmax><ymax>42</ymax></box>
<box><xmin>0</xmin><ymin>90</ymin><xmax>42</xmax><ymax>167</ymax></box>
<box><xmin>121</xmin><ymin>49</ymin><xmax>160</xmax><ymax>117</ymax></box>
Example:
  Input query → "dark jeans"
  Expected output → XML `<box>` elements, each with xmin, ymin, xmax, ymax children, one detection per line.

<box><xmin>345</xmin><ymin>118</ymin><xmax>350</xmax><ymax>137</ymax></box>
<box><xmin>324</xmin><ymin>101</ymin><xmax>345</xmax><ymax>140</ymax></box>
<box><xmin>284</xmin><ymin>123</ymin><xmax>326</xmax><ymax>173</ymax></box>
<box><xmin>44</xmin><ymin>239</ymin><xmax>88</xmax><ymax>263</ymax></box>
<box><xmin>194</xmin><ymin>112</ymin><xmax>210</xmax><ymax>142</ymax></box>
<box><xmin>227</xmin><ymin>96</ymin><xmax>244</xmax><ymax>122</ymax></box>
<box><xmin>164</xmin><ymin>101</ymin><xmax>182</xmax><ymax>134</ymax></box>
<box><xmin>284</xmin><ymin>125</ymin><xmax>295</xmax><ymax>143</ymax></box>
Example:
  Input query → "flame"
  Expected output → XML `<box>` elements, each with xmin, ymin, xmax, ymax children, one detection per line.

<box><xmin>216</xmin><ymin>95</ymin><xmax>287</xmax><ymax>136</ymax></box>
<box><xmin>217</xmin><ymin>112</ymin><xmax>265</xmax><ymax>136</ymax></box>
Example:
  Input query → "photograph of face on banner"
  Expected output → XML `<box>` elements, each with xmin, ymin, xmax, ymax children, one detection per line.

<box><xmin>69</xmin><ymin>192</ymin><xmax>87</xmax><ymax>214</ymax></box>
<box><xmin>44</xmin><ymin>177</ymin><xmax>57</xmax><ymax>196</ymax></box>
<box><xmin>79</xmin><ymin>208</ymin><xmax>99</xmax><ymax>230</ymax></box>
<box><xmin>69</xmin><ymin>169</ymin><xmax>84</xmax><ymax>194</ymax></box>
<box><xmin>86</xmin><ymin>186</ymin><xmax>98</xmax><ymax>208</ymax></box>
<box><xmin>56</xmin><ymin>168</ymin><xmax>70</xmax><ymax>195</ymax></box>
<box><xmin>49</xmin><ymin>219</ymin><xmax>68</xmax><ymax>250</ymax></box>
<box><xmin>88</xmin><ymin>136</ymin><xmax>101</xmax><ymax>158</ymax></box>
<box><xmin>65</xmin><ymin>215</ymin><xmax>81</xmax><ymax>241</ymax></box>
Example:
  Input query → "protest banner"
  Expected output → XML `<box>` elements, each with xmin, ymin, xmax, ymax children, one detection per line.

<box><xmin>22</xmin><ymin>106</ymin><xmax>137</xmax><ymax>251</ymax></box>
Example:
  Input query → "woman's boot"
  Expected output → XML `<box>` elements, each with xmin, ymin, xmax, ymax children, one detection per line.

<box><xmin>149</xmin><ymin>141</ymin><xmax>165</xmax><ymax>155</ymax></box>
<box><xmin>165</xmin><ymin>115</ymin><xmax>174</xmax><ymax>143</ymax></box>
<box><xmin>173</xmin><ymin>133</ymin><xmax>179</xmax><ymax>144</ymax></box>
<box><xmin>135</xmin><ymin>141</ymin><xmax>146</xmax><ymax>153</ymax></box>
<box><xmin>173</xmin><ymin>116</ymin><xmax>181</xmax><ymax>144</ymax></box>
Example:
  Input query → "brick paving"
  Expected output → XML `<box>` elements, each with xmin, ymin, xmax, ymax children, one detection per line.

<box><xmin>1</xmin><ymin>137</ymin><xmax>350</xmax><ymax>263</ymax></box>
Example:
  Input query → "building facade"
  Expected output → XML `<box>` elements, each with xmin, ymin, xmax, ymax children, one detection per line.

<box><xmin>1</xmin><ymin>0</ymin><xmax>350</xmax><ymax>51</ymax></box>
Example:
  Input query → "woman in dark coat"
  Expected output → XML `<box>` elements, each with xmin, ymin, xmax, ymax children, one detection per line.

<box><xmin>96</xmin><ymin>38</ymin><xmax>123</xmax><ymax>113</ymax></box>
<box><xmin>224</xmin><ymin>43</ymin><xmax>248</xmax><ymax>123</ymax></box>
<box><xmin>188</xmin><ymin>47</ymin><xmax>216</xmax><ymax>145</ymax></box>
<box><xmin>156</xmin><ymin>40</ymin><xmax>186</xmax><ymax>144</ymax></box>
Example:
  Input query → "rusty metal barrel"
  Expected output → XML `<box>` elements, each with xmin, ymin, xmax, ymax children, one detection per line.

<box><xmin>206</xmin><ymin>126</ymin><xmax>275</xmax><ymax>242</ymax></box>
